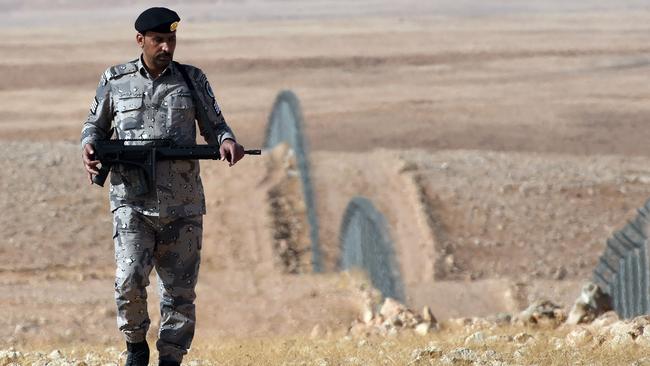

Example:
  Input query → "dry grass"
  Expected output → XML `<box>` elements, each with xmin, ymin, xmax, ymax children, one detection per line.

<box><xmin>9</xmin><ymin>325</ymin><xmax>650</xmax><ymax>365</ymax></box>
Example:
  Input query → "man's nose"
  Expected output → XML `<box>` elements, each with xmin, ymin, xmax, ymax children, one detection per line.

<box><xmin>161</xmin><ymin>43</ymin><xmax>170</xmax><ymax>52</ymax></box>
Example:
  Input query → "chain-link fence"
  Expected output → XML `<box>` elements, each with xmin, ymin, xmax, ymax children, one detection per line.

<box><xmin>339</xmin><ymin>196</ymin><xmax>405</xmax><ymax>302</ymax></box>
<box><xmin>593</xmin><ymin>199</ymin><xmax>650</xmax><ymax>318</ymax></box>
<box><xmin>264</xmin><ymin>90</ymin><xmax>322</xmax><ymax>272</ymax></box>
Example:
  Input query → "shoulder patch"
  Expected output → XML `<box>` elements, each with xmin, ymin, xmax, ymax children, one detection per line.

<box><xmin>107</xmin><ymin>61</ymin><xmax>138</xmax><ymax>80</ymax></box>
<box><xmin>90</xmin><ymin>96</ymin><xmax>99</xmax><ymax>114</ymax></box>
<box><xmin>204</xmin><ymin>80</ymin><xmax>221</xmax><ymax>115</ymax></box>
<box><xmin>100</xmin><ymin>72</ymin><xmax>108</xmax><ymax>86</ymax></box>
<box><xmin>204</xmin><ymin>80</ymin><xmax>215</xmax><ymax>99</ymax></box>
<box><xmin>196</xmin><ymin>70</ymin><xmax>207</xmax><ymax>86</ymax></box>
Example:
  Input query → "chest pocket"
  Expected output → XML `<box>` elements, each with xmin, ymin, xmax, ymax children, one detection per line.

<box><xmin>115</xmin><ymin>94</ymin><xmax>144</xmax><ymax>137</ymax></box>
<box><xmin>169</xmin><ymin>93</ymin><xmax>193</xmax><ymax>111</ymax></box>
<box><xmin>116</xmin><ymin>94</ymin><xmax>144</xmax><ymax>113</ymax></box>
<box><xmin>167</xmin><ymin>93</ymin><xmax>195</xmax><ymax>142</ymax></box>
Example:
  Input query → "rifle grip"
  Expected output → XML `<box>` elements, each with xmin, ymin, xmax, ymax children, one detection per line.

<box><xmin>92</xmin><ymin>165</ymin><xmax>110</xmax><ymax>187</ymax></box>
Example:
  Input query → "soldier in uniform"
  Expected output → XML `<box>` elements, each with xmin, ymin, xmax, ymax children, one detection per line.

<box><xmin>80</xmin><ymin>7</ymin><xmax>245</xmax><ymax>366</ymax></box>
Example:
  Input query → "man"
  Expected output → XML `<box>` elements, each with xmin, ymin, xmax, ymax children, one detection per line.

<box><xmin>81</xmin><ymin>7</ymin><xmax>244</xmax><ymax>366</ymax></box>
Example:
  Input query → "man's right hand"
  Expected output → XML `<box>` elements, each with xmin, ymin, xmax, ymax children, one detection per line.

<box><xmin>82</xmin><ymin>143</ymin><xmax>100</xmax><ymax>184</ymax></box>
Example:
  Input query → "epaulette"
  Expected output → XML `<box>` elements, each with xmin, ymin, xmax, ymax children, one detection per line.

<box><xmin>104</xmin><ymin>60</ymin><xmax>138</xmax><ymax>80</ymax></box>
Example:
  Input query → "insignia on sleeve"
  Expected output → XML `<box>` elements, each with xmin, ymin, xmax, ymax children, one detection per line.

<box><xmin>197</xmin><ymin>72</ymin><xmax>207</xmax><ymax>87</ymax></box>
<box><xmin>204</xmin><ymin>80</ymin><xmax>214</xmax><ymax>99</ymax></box>
<box><xmin>204</xmin><ymin>80</ymin><xmax>220</xmax><ymax>114</ymax></box>
<box><xmin>103</xmin><ymin>69</ymin><xmax>112</xmax><ymax>83</ymax></box>
<box><xmin>213</xmin><ymin>100</ymin><xmax>221</xmax><ymax>115</ymax></box>
<box><xmin>90</xmin><ymin>96</ymin><xmax>99</xmax><ymax>115</ymax></box>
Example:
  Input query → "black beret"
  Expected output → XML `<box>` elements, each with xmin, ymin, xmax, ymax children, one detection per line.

<box><xmin>135</xmin><ymin>7</ymin><xmax>180</xmax><ymax>34</ymax></box>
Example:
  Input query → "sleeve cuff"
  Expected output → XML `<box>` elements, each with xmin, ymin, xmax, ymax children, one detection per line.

<box><xmin>81</xmin><ymin>137</ymin><xmax>96</xmax><ymax>150</ymax></box>
<box><xmin>219</xmin><ymin>132</ymin><xmax>236</xmax><ymax>145</ymax></box>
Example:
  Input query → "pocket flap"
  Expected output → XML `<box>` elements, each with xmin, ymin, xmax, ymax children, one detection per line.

<box><xmin>169</xmin><ymin>93</ymin><xmax>193</xmax><ymax>110</ymax></box>
<box><xmin>116</xmin><ymin>95</ymin><xmax>143</xmax><ymax>112</ymax></box>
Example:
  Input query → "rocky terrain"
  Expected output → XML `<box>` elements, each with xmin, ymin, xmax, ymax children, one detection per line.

<box><xmin>4</xmin><ymin>291</ymin><xmax>650</xmax><ymax>365</ymax></box>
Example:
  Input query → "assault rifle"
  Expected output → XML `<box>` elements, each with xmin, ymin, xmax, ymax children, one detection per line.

<box><xmin>91</xmin><ymin>139</ymin><xmax>261</xmax><ymax>187</ymax></box>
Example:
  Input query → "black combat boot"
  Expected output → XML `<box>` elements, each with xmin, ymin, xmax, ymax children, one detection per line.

<box><xmin>158</xmin><ymin>359</ymin><xmax>180</xmax><ymax>366</ymax></box>
<box><xmin>125</xmin><ymin>341</ymin><xmax>149</xmax><ymax>366</ymax></box>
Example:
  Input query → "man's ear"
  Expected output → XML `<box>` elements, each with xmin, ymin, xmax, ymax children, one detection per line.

<box><xmin>136</xmin><ymin>33</ymin><xmax>145</xmax><ymax>48</ymax></box>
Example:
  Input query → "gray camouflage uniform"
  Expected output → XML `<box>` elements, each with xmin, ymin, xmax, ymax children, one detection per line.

<box><xmin>81</xmin><ymin>56</ymin><xmax>234</xmax><ymax>362</ymax></box>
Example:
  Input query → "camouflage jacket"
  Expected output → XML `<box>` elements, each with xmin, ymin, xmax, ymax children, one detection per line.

<box><xmin>81</xmin><ymin>56</ymin><xmax>235</xmax><ymax>218</ymax></box>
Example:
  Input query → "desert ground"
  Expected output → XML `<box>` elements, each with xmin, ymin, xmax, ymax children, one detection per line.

<box><xmin>2</xmin><ymin>0</ymin><xmax>650</xmax><ymax>364</ymax></box>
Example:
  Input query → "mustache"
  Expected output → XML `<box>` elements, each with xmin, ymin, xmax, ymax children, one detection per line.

<box><xmin>156</xmin><ymin>52</ymin><xmax>172</xmax><ymax>59</ymax></box>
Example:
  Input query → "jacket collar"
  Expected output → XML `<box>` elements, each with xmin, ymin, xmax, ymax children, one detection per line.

<box><xmin>137</xmin><ymin>55</ymin><xmax>176</xmax><ymax>79</ymax></box>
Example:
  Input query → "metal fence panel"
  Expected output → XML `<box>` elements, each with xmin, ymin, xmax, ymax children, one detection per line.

<box><xmin>264</xmin><ymin>90</ymin><xmax>322</xmax><ymax>272</ymax></box>
<box><xmin>339</xmin><ymin>196</ymin><xmax>405</xmax><ymax>302</ymax></box>
<box><xmin>593</xmin><ymin>199</ymin><xmax>650</xmax><ymax>318</ymax></box>
<box><xmin>639</xmin><ymin>245</ymin><xmax>650</xmax><ymax>312</ymax></box>
<box><xmin>632</xmin><ymin>249</ymin><xmax>643</xmax><ymax>315</ymax></box>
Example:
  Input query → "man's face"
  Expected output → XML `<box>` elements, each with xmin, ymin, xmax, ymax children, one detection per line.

<box><xmin>136</xmin><ymin>31</ymin><xmax>176</xmax><ymax>70</ymax></box>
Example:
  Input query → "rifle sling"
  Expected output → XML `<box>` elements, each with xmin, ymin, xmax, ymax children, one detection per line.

<box><xmin>174</xmin><ymin>61</ymin><xmax>221</xmax><ymax>146</ymax></box>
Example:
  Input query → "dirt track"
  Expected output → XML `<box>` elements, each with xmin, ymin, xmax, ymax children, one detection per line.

<box><xmin>2</xmin><ymin>0</ymin><xmax>650</xmax><ymax>348</ymax></box>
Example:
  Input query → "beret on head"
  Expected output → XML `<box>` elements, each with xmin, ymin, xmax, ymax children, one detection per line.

<box><xmin>135</xmin><ymin>7</ymin><xmax>180</xmax><ymax>34</ymax></box>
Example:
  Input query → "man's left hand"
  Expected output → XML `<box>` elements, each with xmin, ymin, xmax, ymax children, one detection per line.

<box><xmin>219</xmin><ymin>139</ymin><xmax>245</xmax><ymax>166</ymax></box>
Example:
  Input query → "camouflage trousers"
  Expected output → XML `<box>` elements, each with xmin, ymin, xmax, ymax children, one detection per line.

<box><xmin>112</xmin><ymin>206</ymin><xmax>202</xmax><ymax>363</ymax></box>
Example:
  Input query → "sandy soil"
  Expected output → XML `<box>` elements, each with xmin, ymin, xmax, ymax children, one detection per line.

<box><xmin>2</xmin><ymin>0</ymin><xmax>650</xmax><ymax>351</ymax></box>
